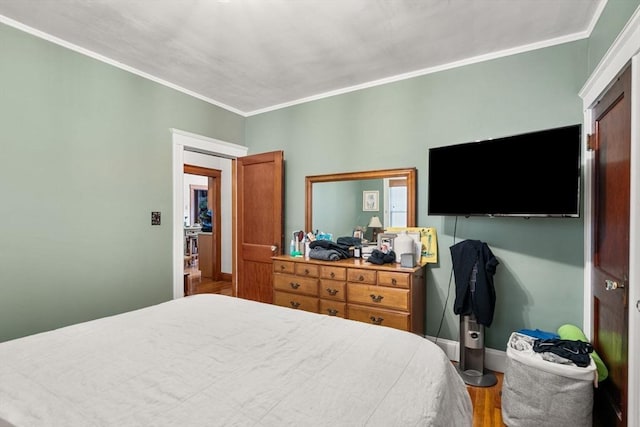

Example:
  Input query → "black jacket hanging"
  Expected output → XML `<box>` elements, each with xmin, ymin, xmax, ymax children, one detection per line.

<box><xmin>450</xmin><ymin>239</ymin><xmax>499</xmax><ymax>327</ymax></box>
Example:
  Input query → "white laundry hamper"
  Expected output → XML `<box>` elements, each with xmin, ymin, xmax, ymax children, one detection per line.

<box><xmin>501</xmin><ymin>332</ymin><xmax>597</xmax><ymax>427</ymax></box>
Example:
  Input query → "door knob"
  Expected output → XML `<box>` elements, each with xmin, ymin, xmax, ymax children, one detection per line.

<box><xmin>605</xmin><ymin>279</ymin><xmax>624</xmax><ymax>290</ymax></box>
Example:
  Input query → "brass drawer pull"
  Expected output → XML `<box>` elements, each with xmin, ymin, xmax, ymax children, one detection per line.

<box><xmin>330</xmin><ymin>272</ymin><xmax>335</xmax><ymax>278</ymax></box>
<box><xmin>280</xmin><ymin>265</ymin><xmax>286</xmax><ymax>270</ymax></box>
<box><xmin>327</xmin><ymin>308</ymin><xmax>338</xmax><ymax>316</ymax></box>
<box><xmin>370</xmin><ymin>316</ymin><xmax>384</xmax><ymax>325</ymax></box>
<box><xmin>370</xmin><ymin>294</ymin><xmax>384</xmax><ymax>303</ymax></box>
<box><xmin>391</xmin><ymin>278</ymin><xmax>397</xmax><ymax>285</ymax></box>
<box><xmin>304</xmin><ymin>268</ymin><xmax>310</xmax><ymax>275</ymax></box>
<box><xmin>290</xmin><ymin>301</ymin><xmax>300</xmax><ymax>309</ymax></box>
<box><xmin>358</xmin><ymin>275</ymin><xmax>365</xmax><ymax>281</ymax></box>
<box><xmin>290</xmin><ymin>282</ymin><xmax>300</xmax><ymax>289</ymax></box>
<box><xmin>326</xmin><ymin>288</ymin><xmax>339</xmax><ymax>296</ymax></box>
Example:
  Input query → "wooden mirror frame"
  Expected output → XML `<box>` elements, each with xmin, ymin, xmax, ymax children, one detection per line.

<box><xmin>305</xmin><ymin>168</ymin><xmax>417</xmax><ymax>232</ymax></box>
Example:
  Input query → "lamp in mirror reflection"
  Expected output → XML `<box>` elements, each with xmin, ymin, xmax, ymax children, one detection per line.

<box><xmin>368</xmin><ymin>216</ymin><xmax>383</xmax><ymax>243</ymax></box>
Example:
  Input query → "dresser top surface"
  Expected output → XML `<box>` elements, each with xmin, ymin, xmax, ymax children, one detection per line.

<box><xmin>272</xmin><ymin>255</ymin><xmax>425</xmax><ymax>273</ymax></box>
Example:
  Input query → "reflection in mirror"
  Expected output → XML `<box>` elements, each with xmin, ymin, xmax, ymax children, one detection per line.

<box><xmin>305</xmin><ymin>168</ymin><xmax>417</xmax><ymax>243</ymax></box>
<box><xmin>387</xmin><ymin>177</ymin><xmax>408</xmax><ymax>227</ymax></box>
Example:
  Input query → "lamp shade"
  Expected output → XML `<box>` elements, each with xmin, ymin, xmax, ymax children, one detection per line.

<box><xmin>368</xmin><ymin>216</ymin><xmax>383</xmax><ymax>228</ymax></box>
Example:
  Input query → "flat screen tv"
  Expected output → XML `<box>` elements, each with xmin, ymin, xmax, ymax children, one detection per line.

<box><xmin>428</xmin><ymin>124</ymin><xmax>581</xmax><ymax>217</ymax></box>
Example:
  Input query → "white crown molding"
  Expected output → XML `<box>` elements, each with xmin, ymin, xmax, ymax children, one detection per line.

<box><xmin>586</xmin><ymin>0</ymin><xmax>609</xmax><ymax>36</ymax></box>
<box><xmin>0</xmin><ymin>12</ymin><xmax>594</xmax><ymax>118</ymax></box>
<box><xmin>0</xmin><ymin>14</ymin><xmax>246</xmax><ymax>117</ymax></box>
<box><xmin>246</xmin><ymin>30</ymin><xmax>592</xmax><ymax>116</ymax></box>
<box><xmin>0</xmin><ymin>5</ymin><xmax>607</xmax><ymax>118</ymax></box>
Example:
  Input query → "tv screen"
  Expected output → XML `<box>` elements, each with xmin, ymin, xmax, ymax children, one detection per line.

<box><xmin>428</xmin><ymin>124</ymin><xmax>581</xmax><ymax>217</ymax></box>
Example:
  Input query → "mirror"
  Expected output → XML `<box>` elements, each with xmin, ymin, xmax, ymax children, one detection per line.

<box><xmin>305</xmin><ymin>168</ymin><xmax>417</xmax><ymax>241</ymax></box>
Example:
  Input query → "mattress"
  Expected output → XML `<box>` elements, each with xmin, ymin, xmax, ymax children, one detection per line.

<box><xmin>0</xmin><ymin>294</ymin><xmax>472</xmax><ymax>426</ymax></box>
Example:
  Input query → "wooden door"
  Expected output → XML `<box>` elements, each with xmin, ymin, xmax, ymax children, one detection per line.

<box><xmin>235</xmin><ymin>151</ymin><xmax>284</xmax><ymax>303</ymax></box>
<box><xmin>591</xmin><ymin>65</ymin><xmax>631</xmax><ymax>426</ymax></box>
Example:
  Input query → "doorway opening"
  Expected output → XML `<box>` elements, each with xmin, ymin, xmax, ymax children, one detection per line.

<box><xmin>171</xmin><ymin>129</ymin><xmax>249</xmax><ymax>300</ymax></box>
<box><xmin>183</xmin><ymin>164</ymin><xmax>231</xmax><ymax>296</ymax></box>
<box><xmin>383</xmin><ymin>177</ymin><xmax>408</xmax><ymax>228</ymax></box>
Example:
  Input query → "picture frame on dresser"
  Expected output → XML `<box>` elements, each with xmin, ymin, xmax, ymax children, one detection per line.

<box><xmin>377</xmin><ymin>233</ymin><xmax>397</xmax><ymax>252</ymax></box>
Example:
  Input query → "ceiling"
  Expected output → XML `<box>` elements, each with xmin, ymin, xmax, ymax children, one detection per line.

<box><xmin>0</xmin><ymin>0</ymin><xmax>605</xmax><ymax>116</ymax></box>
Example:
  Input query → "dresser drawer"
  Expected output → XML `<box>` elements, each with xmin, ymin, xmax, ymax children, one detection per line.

<box><xmin>273</xmin><ymin>274</ymin><xmax>318</xmax><ymax>296</ymax></box>
<box><xmin>273</xmin><ymin>260</ymin><xmax>295</xmax><ymax>274</ymax></box>
<box><xmin>347</xmin><ymin>283</ymin><xmax>410</xmax><ymax>311</ymax></box>
<box><xmin>273</xmin><ymin>291</ymin><xmax>318</xmax><ymax>313</ymax></box>
<box><xmin>320</xmin><ymin>265</ymin><xmax>346</xmax><ymax>281</ymax></box>
<box><xmin>347</xmin><ymin>268</ymin><xmax>377</xmax><ymax>284</ymax></box>
<box><xmin>271</xmin><ymin>255</ymin><xmax>426</xmax><ymax>335</ymax></box>
<box><xmin>377</xmin><ymin>271</ymin><xmax>410</xmax><ymax>289</ymax></box>
<box><xmin>295</xmin><ymin>263</ymin><xmax>320</xmax><ymax>277</ymax></box>
<box><xmin>319</xmin><ymin>300</ymin><xmax>346</xmax><ymax>318</ymax></box>
<box><xmin>348</xmin><ymin>304</ymin><xmax>410</xmax><ymax>331</ymax></box>
<box><xmin>319</xmin><ymin>279</ymin><xmax>346</xmax><ymax>301</ymax></box>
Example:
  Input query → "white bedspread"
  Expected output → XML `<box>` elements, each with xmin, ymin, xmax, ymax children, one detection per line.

<box><xmin>0</xmin><ymin>294</ymin><xmax>472</xmax><ymax>426</ymax></box>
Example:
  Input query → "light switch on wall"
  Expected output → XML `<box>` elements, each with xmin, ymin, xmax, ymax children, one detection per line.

<box><xmin>151</xmin><ymin>211</ymin><xmax>161</xmax><ymax>225</ymax></box>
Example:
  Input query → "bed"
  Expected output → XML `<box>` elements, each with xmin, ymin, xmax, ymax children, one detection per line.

<box><xmin>0</xmin><ymin>294</ymin><xmax>472</xmax><ymax>426</ymax></box>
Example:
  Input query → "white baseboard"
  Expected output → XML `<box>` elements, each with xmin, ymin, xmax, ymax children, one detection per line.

<box><xmin>426</xmin><ymin>335</ymin><xmax>506</xmax><ymax>373</ymax></box>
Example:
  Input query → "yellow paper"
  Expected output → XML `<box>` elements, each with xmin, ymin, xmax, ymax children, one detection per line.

<box><xmin>386</xmin><ymin>227</ymin><xmax>438</xmax><ymax>264</ymax></box>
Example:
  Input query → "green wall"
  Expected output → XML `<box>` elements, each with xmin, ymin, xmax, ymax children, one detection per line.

<box><xmin>587</xmin><ymin>0</ymin><xmax>640</xmax><ymax>74</ymax></box>
<box><xmin>246</xmin><ymin>41</ymin><xmax>588</xmax><ymax>350</ymax></box>
<box><xmin>0</xmin><ymin>23</ymin><xmax>244</xmax><ymax>342</ymax></box>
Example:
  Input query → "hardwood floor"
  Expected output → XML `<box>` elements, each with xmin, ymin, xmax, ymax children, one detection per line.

<box><xmin>184</xmin><ymin>265</ymin><xmax>505</xmax><ymax>426</ymax></box>
<box><xmin>184</xmin><ymin>266</ymin><xmax>232</xmax><ymax>296</ymax></box>
<box><xmin>194</xmin><ymin>278</ymin><xmax>232</xmax><ymax>295</ymax></box>
<box><xmin>467</xmin><ymin>370</ymin><xmax>506</xmax><ymax>427</ymax></box>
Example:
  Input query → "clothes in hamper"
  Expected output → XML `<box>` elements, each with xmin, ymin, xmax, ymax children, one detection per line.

<box><xmin>532</xmin><ymin>339</ymin><xmax>593</xmax><ymax>368</ymax></box>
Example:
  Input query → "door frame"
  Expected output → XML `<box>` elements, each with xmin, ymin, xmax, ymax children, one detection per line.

<box><xmin>171</xmin><ymin>129</ymin><xmax>248</xmax><ymax>299</ymax></box>
<box><xmin>579</xmin><ymin>8</ymin><xmax>640</xmax><ymax>426</ymax></box>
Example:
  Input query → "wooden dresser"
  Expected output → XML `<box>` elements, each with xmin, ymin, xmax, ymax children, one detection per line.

<box><xmin>272</xmin><ymin>255</ymin><xmax>426</xmax><ymax>335</ymax></box>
